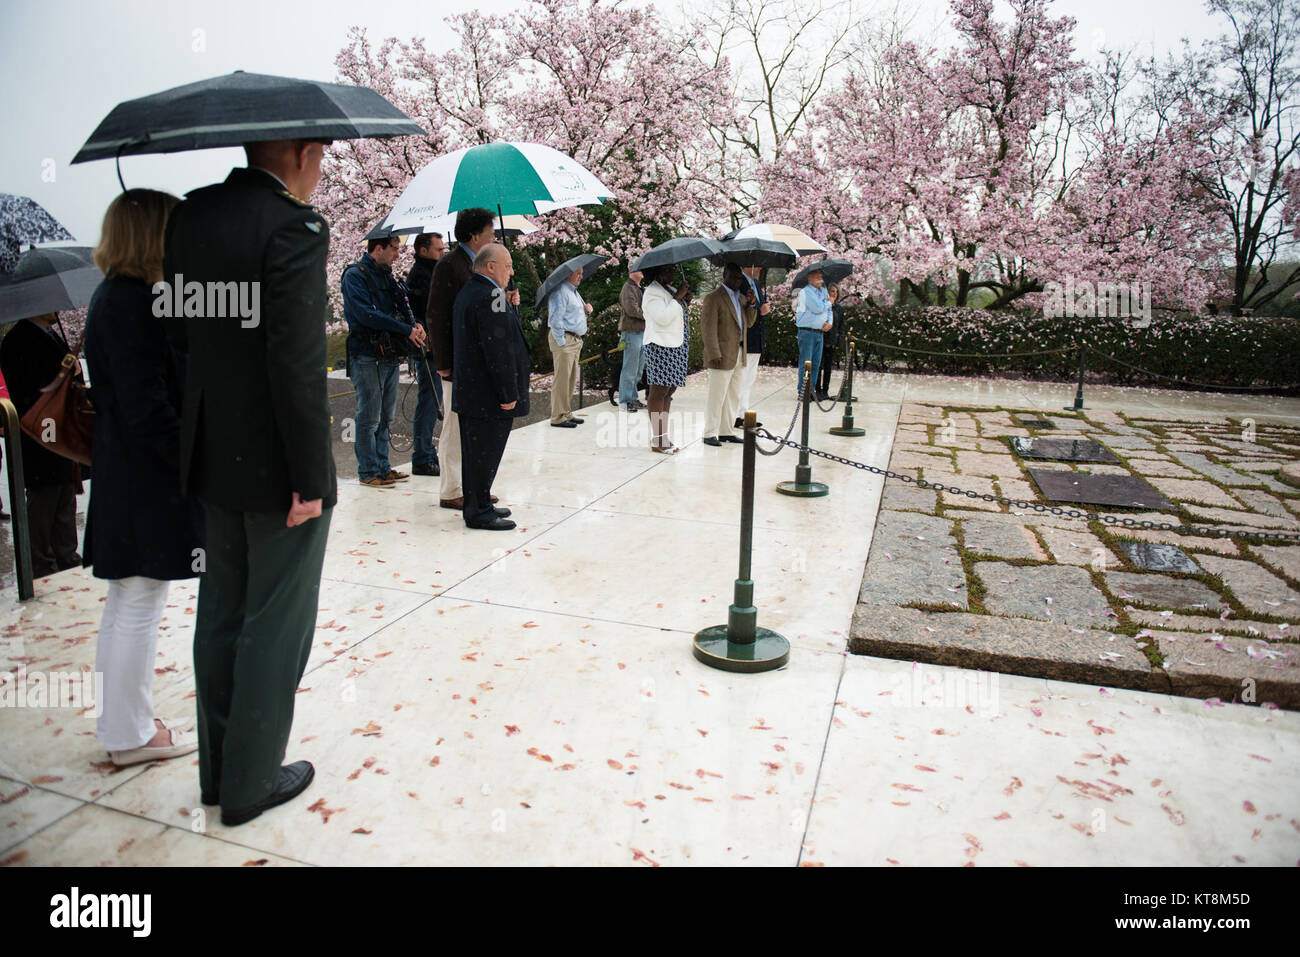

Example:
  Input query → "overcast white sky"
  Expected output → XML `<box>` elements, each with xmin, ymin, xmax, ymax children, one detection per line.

<box><xmin>0</xmin><ymin>0</ymin><xmax>1223</xmax><ymax>244</ymax></box>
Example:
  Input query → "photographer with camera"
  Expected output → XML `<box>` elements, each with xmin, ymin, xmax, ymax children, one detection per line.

<box><xmin>341</xmin><ymin>236</ymin><xmax>427</xmax><ymax>489</ymax></box>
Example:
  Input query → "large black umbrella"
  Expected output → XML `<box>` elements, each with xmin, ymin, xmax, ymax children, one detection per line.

<box><xmin>535</xmin><ymin>254</ymin><xmax>608</xmax><ymax>307</ymax></box>
<box><xmin>71</xmin><ymin>71</ymin><xmax>426</xmax><ymax>173</ymax></box>
<box><xmin>708</xmin><ymin>237</ymin><xmax>797</xmax><ymax>269</ymax></box>
<box><xmin>792</xmin><ymin>258</ymin><xmax>854</xmax><ymax>289</ymax></box>
<box><xmin>0</xmin><ymin>195</ymin><xmax>74</xmax><ymax>273</ymax></box>
<box><xmin>0</xmin><ymin>246</ymin><xmax>101</xmax><ymax>325</ymax></box>
<box><xmin>631</xmin><ymin>237</ymin><xmax>724</xmax><ymax>273</ymax></box>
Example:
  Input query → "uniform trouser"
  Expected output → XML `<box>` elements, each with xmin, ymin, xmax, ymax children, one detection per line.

<box><xmin>96</xmin><ymin>576</ymin><xmax>172</xmax><ymax>751</ymax></box>
<box><xmin>438</xmin><ymin>378</ymin><xmax>463</xmax><ymax>500</ymax></box>
<box><xmin>26</xmin><ymin>482</ymin><xmax>80</xmax><ymax>578</ymax></box>
<box><xmin>194</xmin><ymin>502</ymin><xmax>332</xmax><ymax>810</ymax></box>
<box><xmin>549</xmin><ymin>334</ymin><xmax>582</xmax><ymax>423</ymax></box>
<box><xmin>736</xmin><ymin>352</ymin><xmax>761</xmax><ymax>419</ymax></box>
<box><xmin>459</xmin><ymin>415</ymin><xmax>512</xmax><ymax>525</ymax></box>
<box><xmin>704</xmin><ymin>348</ymin><xmax>746</xmax><ymax>438</ymax></box>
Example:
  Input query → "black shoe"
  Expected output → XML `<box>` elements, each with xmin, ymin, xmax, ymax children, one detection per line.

<box><xmin>720</xmin><ymin>434</ymin><xmax>743</xmax><ymax>443</ymax></box>
<box><xmin>221</xmin><ymin>761</ymin><xmax>315</xmax><ymax>827</ymax></box>
<box><xmin>201</xmin><ymin>791</ymin><xmax>219</xmax><ymax>807</ymax></box>
<box><xmin>412</xmin><ymin>462</ymin><xmax>440</xmax><ymax>476</ymax></box>
<box><xmin>572</xmin><ymin>418</ymin><xmax>585</xmax><ymax>424</ymax></box>
<box><xmin>632</xmin><ymin>400</ymin><xmax>647</xmax><ymax>410</ymax></box>
<box><xmin>494</xmin><ymin>507</ymin><xmax>512</xmax><ymax>518</ymax></box>
<box><xmin>702</xmin><ymin>436</ymin><xmax>722</xmax><ymax>447</ymax></box>
<box><xmin>625</xmin><ymin>403</ymin><xmax>639</xmax><ymax>413</ymax></box>
<box><xmin>466</xmin><ymin>516</ymin><xmax>516</xmax><ymax>531</ymax></box>
<box><xmin>551</xmin><ymin>420</ymin><xmax>579</xmax><ymax>428</ymax></box>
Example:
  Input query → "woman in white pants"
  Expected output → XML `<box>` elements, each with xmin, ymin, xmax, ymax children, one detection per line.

<box><xmin>83</xmin><ymin>190</ymin><xmax>205</xmax><ymax>766</ymax></box>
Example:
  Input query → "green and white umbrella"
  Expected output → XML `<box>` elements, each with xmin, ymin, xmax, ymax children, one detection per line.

<box><xmin>383</xmin><ymin>141</ymin><xmax>614</xmax><ymax>234</ymax></box>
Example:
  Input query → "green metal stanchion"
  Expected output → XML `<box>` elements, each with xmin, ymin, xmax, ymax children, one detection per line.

<box><xmin>1</xmin><ymin>399</ymin><xmax>35</xmax><ymax>601</ymax></box>
<box><xmin>837</xmin><ymin>334</ymin><xmax>858</xmax><ymax>401</ymax></box>
<box><xmin>1065</xmin><ymin>342</ymin><xmax>1085</xmax><ymax>412</ymax></box>
<box><xmin>693</xmin><ymin>409</ymin><xmax>790</xmax><ymax>673</ymax></box>
<box><xmin>776</xmin><ymin>361</ymin><xmax>829</xmax><ymax>497</ymax></box>
<box><xmin>830</xmin><ymin>339</ymin><xmax>865</xmax><ymax>437</ymax></box>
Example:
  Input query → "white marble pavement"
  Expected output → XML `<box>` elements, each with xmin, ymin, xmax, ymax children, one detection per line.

<box><xmin>1</xmin><ymin>368</ymin><xmax>1298</xmax><ymax>866</ymax></box>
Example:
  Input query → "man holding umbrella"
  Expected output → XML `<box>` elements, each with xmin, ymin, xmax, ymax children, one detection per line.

<box><xmin>546</xmin><ymin>266</ymin><xmax>592</xmax><ymax>428</ymax></box>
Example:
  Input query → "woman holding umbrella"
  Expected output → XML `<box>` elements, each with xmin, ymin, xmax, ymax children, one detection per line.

<box><xmin>641</xmin><ymin>264</ymin><xmax>693</xmax><ymax>453</ymax></box>
<box><xmin>82</xmin><ymin>188</ymin><xmax>204</xmax><ymax>766</ymax></box>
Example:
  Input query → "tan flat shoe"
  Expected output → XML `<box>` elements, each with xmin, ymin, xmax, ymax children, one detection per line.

<box><xmin>108</xmin><ymin>726</ymin><xmax>198</xmax><ymax>768</ymax></box>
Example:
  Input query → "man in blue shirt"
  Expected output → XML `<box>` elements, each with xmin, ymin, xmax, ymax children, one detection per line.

<box><xmin>341</xmin><ymin>236</ymin><xmax>426</xmax><ymax>487</ymax></box>
<box><xmin>546</xmin><ymin>267</ymin><xmax>591</xmax><ymax>428</ymax></box>
<box><xmin>794</xmin><ymin>269</ymin><xmax>831</xmax><ymax>399</ymax></box>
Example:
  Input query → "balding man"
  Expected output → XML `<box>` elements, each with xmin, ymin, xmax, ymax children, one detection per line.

<box><xmin>163</xmin><ymin>137</ymin><xmax>336</xmax><ymax>825</ymax></box>
<box><xmin>451</xmin><ymin>244</ymin><xmax>531</xmax><ymax>530</ymax></box>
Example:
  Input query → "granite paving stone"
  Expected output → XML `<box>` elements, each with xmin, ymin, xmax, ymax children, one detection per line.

<box><xmin>879</xmin><ymin>482</ymin><xmax>939</xmax><ymax>513</ymax></box>
<box><xmin>955</xmin><ymin>451</ymin><xmax>1020</xmax><ymax>477</ymax></box>
<box><xmin>1036</xmin><ymin>526</ymin><xmax>1114</xmax><ymax>568</ymax></box>
<box><xmin>858</xmin><ymin>511</ymin><xmax>967</xmax><ymax>609</ymax></box>
<box><xmin>1103</xmin><ymin>571</ymin><xmax>1224</xmax><ymax>612</ymax></box>
<box><xmin>1146</xmin><ymin>478</ymin><xmax>1242</xmax><ymax>508</ymax></box>
<box><xmin>976</xmin><ymin>561</ymin><xmax>1114</xmax><ymax>629</ymax></box>
<box><xmin>848</xmin><ymin>605</ymin><xmax>1150</xmax><ymax>689</ymax></box>
<box><xmin>1126</xmin><ymin>608</ymin><xmax>1288</xmax><ymax>637</ymax></box>
<box><xmin>1197</xmin><ymin>555</ymin><xmax>1300</xmax><ymax>621</ymax></box>
<box><xmin>1184</xmin><ymin>505</ymin><xmax>1300</xmax><ymax>531</ymax></box>
<box><xmin>959</xmin><ymin>519</ymin><xmax>1047</xmax><ymax>560</ymax></box>
<box><xmin>1169</xmin><ymin>451</ymin><xmax>1255</xmax><ymax>486</ymax></box>
<box><xmin>1155</xmin><ymin>631</ymin><xmax>1300</xmax><ymax>709</ymax></box>
<box><xmin>996</xmin><ymin>477</ymin><xmax>1038</xmax><ymax>504</ymax></box>
<box><xmin>1110</xmin><ymin>528</ymin><xmax>1239</xmax><ymax>556</ymax></box>
<box><xmin>1232</xmin><ymin>489</ymin><xmax>1292</xmax><ymax>518</ymax></box>
<box><xmin>1250</xmin><ymin>545</ymin><xmax>1300</xmax><ymax>584</ymax></box>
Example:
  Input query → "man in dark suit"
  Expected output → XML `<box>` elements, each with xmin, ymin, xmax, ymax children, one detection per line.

<box><xmin>405</xmin><ymin>232</ymin><xmax>445</xmax><ymax>477</ymax></box>
<box><xmin>162</xmin><ymin>137</ymin><xmax>336</xmax><ymax>827</ymax></box>
<box><xmin>451</xmin><ymin>243</ymin><xmax>530</xmax><ymax>530</ymax></box>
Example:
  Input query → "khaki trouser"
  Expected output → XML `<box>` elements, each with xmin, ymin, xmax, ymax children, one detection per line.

<box><xmin>438</xmin><ymin>378</ymin><xmax>463</xmax><ymax>500</ymax></box>
<box><xmin>549</xmin><ymin>333</ymin><xmax>582</xmax><ymax>424</ymax></box>
<box><xmin>705</xmin><ymin>346</ymin><xmax>746</xmax><ymax>438</ymax></box>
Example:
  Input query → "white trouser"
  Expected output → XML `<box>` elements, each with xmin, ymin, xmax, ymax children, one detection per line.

<box><xmin>95</xmin><ymin>576</ymin><xmax>171</xmax><ymax>751</ymax></box>
<box><xmin>705</xmin><ymin>349</ymin><xmax>746</xmax><ymax>438</ymax></box>
<box><xmin>439</xmin><ymin>378</ymin><xmax>463</xmax><ymax>500</ymax></box>
<box><xmin>736</xmin><ymin>352</ymin><xmax>761</xmax><ymax>419</ymax></box>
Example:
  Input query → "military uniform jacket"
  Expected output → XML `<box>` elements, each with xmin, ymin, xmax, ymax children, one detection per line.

<box><xmin>162</xmin><ymin>166</ymin><xmax>337</xmax><ymax>512</ymax></box>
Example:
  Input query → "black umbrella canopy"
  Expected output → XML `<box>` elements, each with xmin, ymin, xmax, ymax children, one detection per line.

<box><xmin>708</xmin><ymin>237</ymin><xmax>797</xmax><ymax>269</ymax></box>
<box><xmin>363</xmin><ymin>220</ymin><xmax>406</xmax><ymax>243</ymax></box>
<box><xmin>0</xmin><ymin>246</ymin><xmax>102</xmax><ymax>325</ymax></box>
<box><xmin>535</xmin><ymin>254</ymin><xmax>608</xmax><ymax>307</ymax></box>
<box><xmin>792</xmin><ymin>258</ymin><xmax>854</xmax><ymax>289</ymax></box>
<box><xmin>630</xmin><ymin>237</ymin><xmax>724</xmax><ymax>273</ymax></box>
<box><xmin>71</xmin><ymin>71</ymin><xmax>426</xmax><ymax>164</ymax></box>
<box><xmin>0</xmin><ymin>195</ymin><xmax>74</xmax><ymax>273</ymax></box>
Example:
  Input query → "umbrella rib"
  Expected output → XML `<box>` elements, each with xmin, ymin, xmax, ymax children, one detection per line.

<box><xmin>81</xmin><ymin>117</ymin><xmax>421</xmax><ymax>152</ymax></box>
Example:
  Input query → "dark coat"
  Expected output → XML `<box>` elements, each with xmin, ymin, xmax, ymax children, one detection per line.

<box><xmin>0</xmin><ymin>318</ymin><xmax>82</xmax><ymax>487</ymax></box>
<box><xmin>405</xmin><ymin>255</ymin><xmax>436</xmax><ymax>358</ymax></box>
<box><xmin>824</xmin><ymin>303</ymin><xmax>846</xmax><ymax>351</ymax></box>
<box><xmin>341</xmin><ymin>253</ymin><xmax>413</xmax><ymax>360</ymax></box>
<box><xmin>162</xmin><ymin>166</ymin><xmax>337</xmax><ymax>513</ymax></box>
<box><xmin>81</xmin><ymin>275</ymin><xmax>204</xmax><ymax>580</ymax></box>
<box><xmin>744</xmin><ymin>279</ymin><xmax>768</xmax><ymax>355</ymax></box>
<box><xmin>451</xmin><ymin>273</ymin><xmax>531</xmax><ymax>420</ymax></box>
<box><xmin>425</xmin><ymin>244</ymin><xmax>474</xmax><ymax>374</ymax></box>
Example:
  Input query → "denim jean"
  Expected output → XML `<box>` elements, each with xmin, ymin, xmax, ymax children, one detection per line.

<box><xmin>412</xmin><ymin>355</ymin><xmax>444</xmax><ymax>467</ymax></box>
<box><xmin>796</xmin><ymin>328</ymin><xmax>824</xmax><ymax>398</ymax></box>
<box><xmin>350</xmin><ymin>353</ymin><xmax>400</xmax><ymax>480</ymax></box>
<box><xmin>618</xmin><ymin>331</ymin><xmax>646</xmax><ymax>404</ymax></box>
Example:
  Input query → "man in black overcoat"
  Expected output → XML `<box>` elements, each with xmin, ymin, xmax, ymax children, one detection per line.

<box><xmin>451</xmin><ymin>244</ymin><xmax>530</xmax><ymax>530</ymax></box>
<box><xmin>162</xmin><ymin>138</ymin><xmax>336</xmax><ymax>826</ymax></box>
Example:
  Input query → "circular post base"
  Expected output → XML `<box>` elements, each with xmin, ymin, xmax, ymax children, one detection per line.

<box><xmin>829</xmin><ymin>425</ymin><xmax>865</xmax><ymax>437</ymax></box>
<box><xmin>776</xmin><ymin>480</ymin><xmax>829</xmax><ymax>497</ymax></box>
<box><xmin>692</xmin><ymin>625</ymin><xmax>790</xmax><ymax>673</ymax></box>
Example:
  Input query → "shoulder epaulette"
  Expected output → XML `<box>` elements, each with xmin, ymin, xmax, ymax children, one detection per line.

<box><xmin>277</xmin><ymin>188</ymin><xmax>315</xmax><ymax>209</ymax></box>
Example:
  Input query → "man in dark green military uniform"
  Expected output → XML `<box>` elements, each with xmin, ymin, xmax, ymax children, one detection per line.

<box><xmin>163</xmin><ymin>137</ymin><xmax>337</xmax><ymax>827</ymax></box>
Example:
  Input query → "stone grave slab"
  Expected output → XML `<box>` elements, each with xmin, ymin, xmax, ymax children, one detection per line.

<box><xmin>1015</xmin><ymin>415</ymin><xmax>1056</xmax><ymax>429</ymax></box>
<box><xmin>1028</xmin><ymin>469</ymin><xmax>1173</xmax><ymax>510</ymax></box>
<box><xmin>1115</xmin><ymin>541</ymin><xmax>1200</xmax><ymax>574</ymax></box>
<box><xmin>1009</xmin><ymin>437</ymin><xmax>1120</xmax><ymax>464</ymax></box>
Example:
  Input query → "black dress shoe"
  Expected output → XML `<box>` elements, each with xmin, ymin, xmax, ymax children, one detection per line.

<box><xmin>720</xmin><ymin>434</ymin><xmax>744</xmax><ymax>443</ymax></box>
<box><xmin>702</xmin><ymin>436</ymin><xmax>722</xmax><ymax>447</ymax></box>
<box><xmin>494</xmin><ymin>507</ymin><xmax>512</xmax><ymax>518</ymax></box>
<box><xmin>201</xmin><ymin>791</ymin><xmax>219</xmax><ymax>807</ymax></box>
<box><xmin>221</xmin><ymin>761</ymin><xmax>315</xmax><ymax>827</ymax></box>
<box><xmin>466</xmin><ymin>516</ymin><xmax>516</xmax><ymax>531</ymax></box>
<box><xmin>551</xmin><ymin>420</ymin><xmax>579</xmax><ymax>428</ymax></box>
<box><xmin>412</xmin><ymin>462</ymin><xmax>440</xmax><ymax>476</ymax></box>
<box><xmin>572</xmin><ymin>418</ymin><xmax>585</xmax><ymax>424</ymax></box>
<box><xmin>625</xmin><ymin>402</ymin><xmax>639</xmax><ymax>413</ymax></box>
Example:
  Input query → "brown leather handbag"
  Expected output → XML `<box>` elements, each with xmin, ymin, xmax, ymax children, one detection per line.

<box><xmin>20</xmin><ymin>330</ymin><xmax>94</xmax><ymax>466</ymax></box>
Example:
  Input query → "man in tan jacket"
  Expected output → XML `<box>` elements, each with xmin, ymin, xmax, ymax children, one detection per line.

<box><xmin>700</xmin><ymin>263</ymin><xmax>757</xmax><ymax>446</ymax></box>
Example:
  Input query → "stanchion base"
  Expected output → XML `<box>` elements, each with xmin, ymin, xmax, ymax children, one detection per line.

<box><xmin>776</xmin><ymin>480</ymin><xmax>829</xmax><ymax>497</ymax></box>
<box><xmin>829</xmin><ymin>425</ymin><xmax>865</xmax><ymax>437</ymax></box>
<box><xmin>692</xmin><ymin>626</ymin><xmax>790</xmax><ymax>673</ymax></box>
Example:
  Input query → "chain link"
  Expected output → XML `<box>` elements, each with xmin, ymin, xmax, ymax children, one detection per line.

<box><xmin>751</xmin><ymin>428</ymin><xmax>1300</xmax><ymax>544</ymax></box>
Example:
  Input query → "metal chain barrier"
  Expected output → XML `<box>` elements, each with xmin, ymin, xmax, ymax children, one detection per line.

<box><xmin>752</xmin><ymin>385</ymin><xmax>805</xmax><ymax>457</ymax></box>
<box><xmin>751</xmin><ymin>428</ymin><xmax>1300</xmax><ymax>544</ymax></box>
<box><xmin>1083</xmin><ymin>345</ymin><xmax>1300</xmax><ymax>394</ymax></box>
